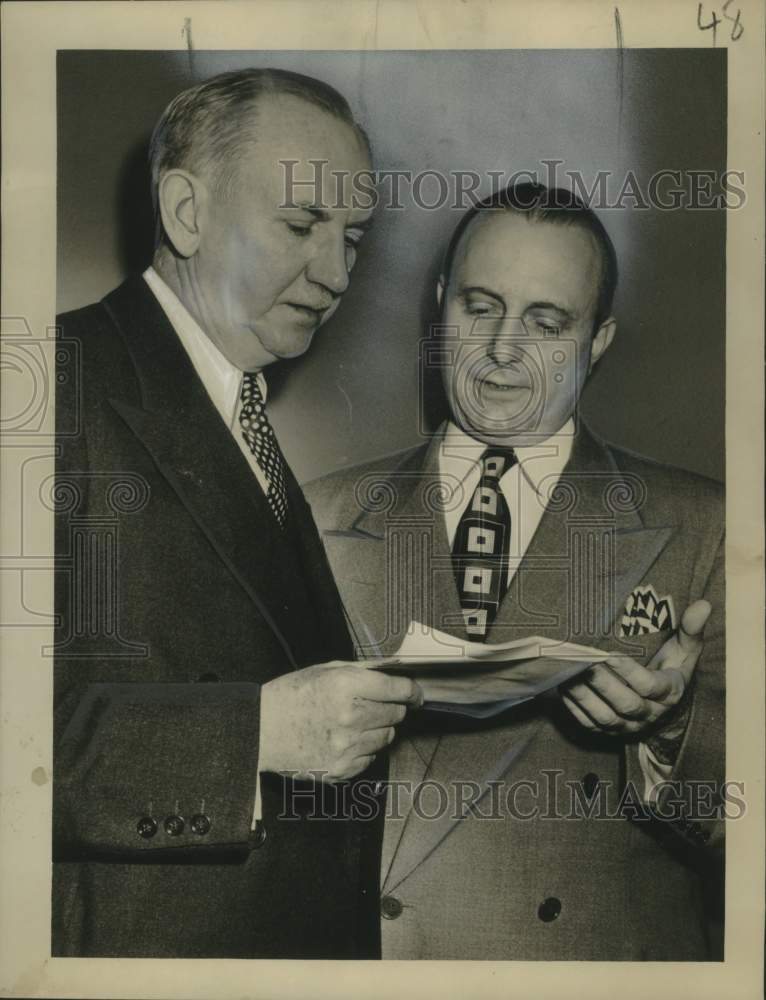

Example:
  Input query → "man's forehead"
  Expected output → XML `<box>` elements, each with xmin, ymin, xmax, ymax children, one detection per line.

<box><xmin>248</xmin><ymin>92</ymin><xmax>369</xmax><ymax>161</ymax></box>
<box><xmin>454</xmin><ymin>212</ymin><xmax>602</xmax><ymax>299</ymax></box>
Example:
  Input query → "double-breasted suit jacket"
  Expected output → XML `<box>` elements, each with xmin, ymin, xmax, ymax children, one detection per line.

<box><xmin>306</xmin><ymin>424</ymin><xmax>724</xmax><ymax>960</ymax></box>
<box><xmin>53</xmin><ymin>276</ymin><xmax>383</xmax><ymax>958</ymax></box>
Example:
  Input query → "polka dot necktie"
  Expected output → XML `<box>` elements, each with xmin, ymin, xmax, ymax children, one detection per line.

<box><xmin>239</xmin><ymin>373</ymin><xmax>288</xmax><ymax>527</ymax></box>
<box><xmin>452</xmin><ymin>447</ymin><xmax>517</xmax><ymax>640</ymax></box>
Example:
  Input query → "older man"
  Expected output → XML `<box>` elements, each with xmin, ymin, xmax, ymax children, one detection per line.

<box><xmin>306</xmin><ymin>183</ymin><xmax>725</xmax><ymax>960</ymax></box>
<box><xmin>53</xmin><ymin>68</ymin><xmax>420</xmax><ymax>959</ymax></box>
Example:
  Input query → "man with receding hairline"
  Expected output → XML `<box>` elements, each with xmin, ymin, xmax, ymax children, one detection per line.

<box><xmin>53</xmin><ymin>68</ymin><xmax>420</xmax><ymax>959</ymax></box>
<box><xmin>307</xmin><ymin>183</ymin><xmax>724</xmax><ymax>960</ymax></box>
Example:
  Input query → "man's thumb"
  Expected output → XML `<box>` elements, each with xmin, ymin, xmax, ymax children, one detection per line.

<box><xmin>678</xmin><ymin>599</ymin><xmax>712</xmax><ymax>651</ymax></box>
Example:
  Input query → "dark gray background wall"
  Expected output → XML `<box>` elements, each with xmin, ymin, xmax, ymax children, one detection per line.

<box><xmin>57</xmin><ymin>49</ymin><xmax>725</xmax><ymax>482</ymax></box>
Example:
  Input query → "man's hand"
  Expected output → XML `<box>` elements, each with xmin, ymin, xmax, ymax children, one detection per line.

<box><xmin>560</xmin><ymin>600</ymin><xmax>711</xmax><ymax>737</ymax></box>
<box><xmin>259</xmin><ymin>662</ymin><xmax>423</xmax><ymax>781</ymax></box>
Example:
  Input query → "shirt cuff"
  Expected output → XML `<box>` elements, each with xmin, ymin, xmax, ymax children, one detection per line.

<box><xmin>638</xmin><ymin>741</ymin><xmax>675</xmax><ymax>803</ymax></box>
<box><xmin>251</xmin><ymin>771</ymin><xmax>263</xmax><ymax>828</ymax></box>
<box><xmin>251</xmin><ymin>715</ymin><xmax>264</xmax><ymax>828</ymax></box>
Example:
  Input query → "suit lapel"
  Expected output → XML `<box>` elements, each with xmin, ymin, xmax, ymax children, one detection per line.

<box><xmin>102</xmin><ymin>277</ymin><xmax>307</xmax><ymax>667</ymax></box>
<box><xmin>332</xmin><ymin>431</ymin><xmax>466</xmax><ymax>648</ymax></box>
<box><xmin>379</xmin><ymin>729</ymin><xmax>441</xmax><ymax>892</ymax></box>
<box><xmin>493</xmin><ymin>425</ymin><xmax>675</xmax><ymax>646</ymax></box>
<box><xmin>382</xmin><ymin>718</ymin><xmax>540</xmax><ymax>894</ymax></box>
<box><xmin>285</xmin><ymin>470</ymin><xmax>355</xmax><ymax>660</ymax></box>
<box><xmin>382</xmin><ymin>423</ymin><xmax>677</xmax><ymax>886</ymax></box>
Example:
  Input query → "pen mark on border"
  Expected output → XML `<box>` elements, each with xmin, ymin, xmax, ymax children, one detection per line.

<box><xmin>182</xmin><ymin>17</ymin><xmax>194</xmax><ymax>72</ymax></box>
<box><xmin>614</xmin><ymin>7</ymin><xmax>625</xmax><ymax>155</ymax></box>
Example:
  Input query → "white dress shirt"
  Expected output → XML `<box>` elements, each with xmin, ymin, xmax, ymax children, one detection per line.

<box><xmin>439</xmin><ymin>419</ymin><xmax>672</xmax><ymax>800</ymax></box>
<box><xmin>143</xmin><ymin>266</ymin><xmax>271</xmax><ymax>496</ymax></box>
<box><xmin>439</xmin><ymin>419</ymin><xmax>574</xmax><ymax>585</ymax></box>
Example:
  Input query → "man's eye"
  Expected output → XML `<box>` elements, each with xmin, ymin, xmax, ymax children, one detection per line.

<box><xmin>535</xmin><ymin>320</ymin><xmax>560</xmax><ymax>335</ymax></box>
<box><xmin>465</xmin><ymin>302</ymin><xmax>496</xmax><ymax>316</ymax></box>
<box><xmin>286</xmin><ymin>222</ymin><xmax>312</xmax><ymax>237</ymax></box>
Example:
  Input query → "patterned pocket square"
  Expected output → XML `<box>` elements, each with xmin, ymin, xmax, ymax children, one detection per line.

<box><xmin>620</xmin><ymin>585</ymin><xmax>676</xmax><ymax>637</ymax></box>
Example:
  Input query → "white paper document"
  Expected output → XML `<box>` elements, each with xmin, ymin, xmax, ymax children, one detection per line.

<box><xmin>366</xmin><ymin>622</ymin><xmax>610</xmax><ymax>716</ymax></box>
<box><xmin>393</xmin><ymin>625</ymin><xmax>610</xmax><ymax>667</ymax></box>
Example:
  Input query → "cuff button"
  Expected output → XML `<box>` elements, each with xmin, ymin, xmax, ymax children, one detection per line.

<box><xmin>251</xmin><ymin>822</ymin><xmax>267</xmax><ymax>848</ymax></box>
<box><xmin>190</xmin><ymin>813</ymin><xmax>211</xmax><ymax>836</ymax></box>
<box><xmin>164</xmin><ymin>814</ymin><xmax>185</xmax><ymax>837</ymax></box>
<box><xmin>136</xmin><ymin>816</ymin><xmax>158</xmax><ymax>839</ymax></box>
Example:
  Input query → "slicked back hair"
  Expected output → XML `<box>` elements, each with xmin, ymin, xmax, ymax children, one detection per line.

<box><xmin>440</xmin><ymin>182</ymin><xmax>618</xmax><ymax>332</ymax></box>
<box><xmin>148</xmin><ymin>67</ymin><xmax>371</xmax><ymax>246</ymax></box>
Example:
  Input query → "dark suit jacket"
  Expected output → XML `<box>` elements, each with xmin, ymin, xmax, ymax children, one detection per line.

<box><xmin>52</xmin><ymin>276</ymin><xmax>382</xmax><ymax>958</ymax></box>
<box><xmin>306</xmin><ymin>424</ymin><xmax>725</xmax><ymax>960</ymax></box>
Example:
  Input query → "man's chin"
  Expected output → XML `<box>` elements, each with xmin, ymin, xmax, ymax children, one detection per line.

<box><xmin>454</xmin><ymin>414</ymin><xmax>569</xmax><ymax>449</ymax></box>
<box><xmin>260</xmin><ymin>324</ymin><xmax>317</xmax><ymax>362</ymax></box>
<box><xmin>452</xmin><ymin>400</ymin><xmax>537</xmax><ymax>446</ymax></box>
<box><xmin>278</xmin><ymin>329</ymin><xmax>317</xmax><ymax>360</ymax></box>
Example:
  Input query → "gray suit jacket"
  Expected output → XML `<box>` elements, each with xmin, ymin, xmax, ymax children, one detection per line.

<box><xmin>306</xmin><ymin>423</ymin><xmax>724</xmax><ymax>960</ymax></box>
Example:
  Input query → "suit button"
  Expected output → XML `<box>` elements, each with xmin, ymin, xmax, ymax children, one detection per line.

<box><xmin>196</xmin><ymin>672</ymin><xmax>220</xmax><ymax>683</ymax></box>
<box><xmin>538</xmin><ymin>897</ymin><xmax>562</xmax><ymax>923</ymax></box>
<box><xmin>164</xmin><ymin>814</ymin><xmax>185</xmax><ymax>836</ymax></box>
<box><xmin>136</xmin><ymin>816</ymin><xmax>157</xmax><ymax>839</ymax></box>
<box><xmin>190</xmin><ymin>813</ymin><xmax>211</xmax><ymax>836</ymax></box>
<box><xmin>380</xmin><ymin>895</ymin><xmax>403</xmax><ymax>920</ymax></box>
<box><xmin>251</xmin><ymin>822</ymin><xmax>267</xmax><ymax>848</ymax></box>
<box><xmin>582</xmin><ymin>773</ymin><xmax>600</xmax><ymax>798</ymax></box>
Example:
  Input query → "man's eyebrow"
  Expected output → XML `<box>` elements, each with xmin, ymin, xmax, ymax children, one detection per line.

<box><xmin>459</xmin><ymin>285</ymin><xmax>506</xmax><ymax>306</ymax></box>
<box><xmin>289</xmin><ymin>205</ymin><xmax>331</xmax><ymax>222</ymax></box>
<box><xmin>288</xmin><ymin>205</ymin><xmax>374</xmax><ymax>231</ymax></box>
<box><xmin>525</xmin><ymin>301</ymin><xmax>578</xmax><ymax>322</ymax></box>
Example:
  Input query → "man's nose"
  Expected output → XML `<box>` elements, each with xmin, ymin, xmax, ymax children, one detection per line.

<box><xmin>305</xmin><ymin>231</ymin><xmax>350</xmax><ymax>297</ymax></box>
<box><xmin>487</xmin><ymin>319</ymin><xmax>526</xmax><ymax>365</ymax></box>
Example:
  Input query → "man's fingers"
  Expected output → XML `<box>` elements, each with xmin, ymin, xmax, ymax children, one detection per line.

<box><xmin>678</xmin><ymin>599</ymin><xmax>711</xmax><ymax>652</ymax></box>
<box><xmin>603</xmin><ymin>657</ymin><xmax>660</xmax><ymax>698</ymax></box>
<box><xmin>561</xmin><ymin>692</ymin><xmax>598</xmax><ymax>729</ymax></box>
<box><xmin>562</xmin><ymin>681</ymin><xmax>622</xmax><ymax>729</ymax></box>
<box><xmin>355</xmin><ymin>701</ymin><xmax>407</xmax><ymax>729</ymax></box>
<box><xmin>603</xmin><ymin>657</ymin><xmax>685</xmax><ymax>706</ymax></box>
<box><xmin>361</xmin><ymin>673</ymin><xmax>424</xmax><ymax>707</ymax></box>
<box><xmin>581</xmin><ymin>664</ymin><xmax>647</xmax><ymax>718</ymax></box>
<box><xmin>346</xmin><ymin>754</ymin><xmax>377</xmax><ymax>776</ymax></box>
<box><xmin>352</xmin><ymin>726</ymin><xmax>396</xmax><ymax>756</ymax></box>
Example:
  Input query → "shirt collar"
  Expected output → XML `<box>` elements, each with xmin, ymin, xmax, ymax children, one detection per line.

<box><xmin>142</xmin><ymin>266</ymin><xmax>267</xmax><ymax>427</ymax></box>
<box><xmin>440</xmin><ymin>418</ymin><xmax>575</xmax><ymax>496</ymax></box>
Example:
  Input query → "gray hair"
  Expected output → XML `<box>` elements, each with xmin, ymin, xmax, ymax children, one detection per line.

<box><xmin>148</xmin><ymin>67</ymin><xmax>370</xmax><ymax>245</ymax></box>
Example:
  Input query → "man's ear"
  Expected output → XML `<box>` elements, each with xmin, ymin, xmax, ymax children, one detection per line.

<box><xmin>436</xmin><ymin>274</ymin><xmax>446</xmax><ymax>309</ymax></box>
<box><xmin>157</xmin><ymin>169</ymin><xmax>208</xmax><ymax>258</ymax></box>
<box><xmin>589</xmin><ymin>317</ymin><xmax>616</xmax><ymax>372</ymax></box>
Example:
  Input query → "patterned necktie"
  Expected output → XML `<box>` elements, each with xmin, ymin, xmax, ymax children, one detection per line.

<box><xmin>238</xmin><ymin>373</ymin><xmax>288</xmax><ymax>527</ymax></box>
<box><xmin>452</xmin><ymin>447</ymin><xmax>517</xmax><ymax>639</ymax></box>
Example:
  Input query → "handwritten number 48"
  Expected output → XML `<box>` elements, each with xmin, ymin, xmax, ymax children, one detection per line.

<box><xmin>698</xmin><ymin>1</ymin><xmax>744</xmax><ymax>43</ymax></box>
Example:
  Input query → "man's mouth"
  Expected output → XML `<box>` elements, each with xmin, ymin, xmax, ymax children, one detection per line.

<box><xmin>286</xmin><ymin>303</ymin><xmax>327</xmax><ymax>322</ymax></box>
<box><xmin>477</xmin><ymin>374</ymin><xmax>530</xmax><ymax>392</ymax></box>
